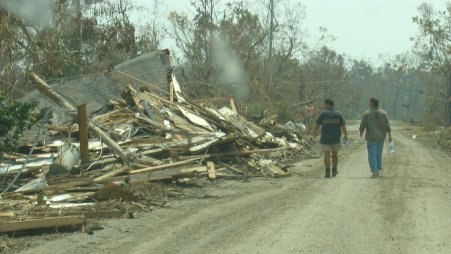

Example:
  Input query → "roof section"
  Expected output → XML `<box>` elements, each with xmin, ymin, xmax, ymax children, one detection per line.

<box><xmin>114</xmin><ymin>50</ymin><xmax>171</xmax><ymax>95</ymax></box>
<box><xmin>22</xmin><ymin>50</ymin><xmax>172</xmax><ymax>122</ymax></box>
<box><xmin>58</xmin><ymin>73</ymin><xmax>122</xmax><ymax>113</ymax></box>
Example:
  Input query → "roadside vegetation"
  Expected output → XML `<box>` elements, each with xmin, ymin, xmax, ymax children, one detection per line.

<box><xmin>0</xmin><ymin>0</ymin><xmax>449</xmax><ymax>152</ymax></box>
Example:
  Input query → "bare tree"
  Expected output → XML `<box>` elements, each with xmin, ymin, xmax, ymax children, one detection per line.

<box><xmin>412</xmin><ymin>3</ymin><xmax>451</xmax><ymax>124</ymax></box>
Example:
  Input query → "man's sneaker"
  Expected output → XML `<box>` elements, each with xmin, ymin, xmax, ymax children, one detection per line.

<box><xmin>325</xmin><ymin>168</ymin><xmax>331</xmax><ymax>178</ymax></box>
<box><xmin>332</xmin><ymin>167</ymin><xmax>338</xmax><ymax>177</ymax></box>
<box><xmin>371</xmin><ymin>172</ymin><xmax>379</xmax><ymax>178</ymax></box>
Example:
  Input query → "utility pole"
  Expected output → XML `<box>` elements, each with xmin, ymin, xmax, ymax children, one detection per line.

<box><xmin>268</xmin><ymin>0</ymin><xmax>274</xmax><ymax>100</ymax></box>
<box><xmin>77</xmin><ymin>104</ymin><xmax>89</xmax><ymax>167</ymax></box>
<box><xmin>75</xmin><ymin>0</ymin><xmax>82</xmax><ymax>59</ymax></box>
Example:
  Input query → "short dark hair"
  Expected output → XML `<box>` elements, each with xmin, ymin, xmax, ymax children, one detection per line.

<box><xmin>370</xmin><ymin>97</ymin><xmax>379</xmax><ymax>107</ymax></box>
<box><xmin>324</xmin><ymin>98</ymin><xmax>334</xmax><ymax>107</ymax></box>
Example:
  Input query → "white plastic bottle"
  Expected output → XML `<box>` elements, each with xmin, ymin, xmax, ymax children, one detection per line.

<box><xmin>388</xmin><ymin>141</ymin><xmax>395</xmax><ymax>153</ymax></box>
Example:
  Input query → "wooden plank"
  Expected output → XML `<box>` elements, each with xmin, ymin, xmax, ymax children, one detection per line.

<box><xmin>170</xmin><ymin>112</ymin><xmax>210</xmax><ymax>134</ymax></box>
<box><xmin>230</xmin><ymin>98</ymin><xmax>238</xmax><ymax>113</ymax></box>
<box><xmin>177</xmin><ymin>105</ymin><xmax>214</xmax><ymax>131</ymax></box>
<box><xmin>94</xmin><ymin>166</ymin><xmax>128</xmax><ymax>183</ymax></box>
<box><xmin>0</xmin><ymin>216</ymin><xmax>86</xmax><ymax>233</ymax></box>
<box><xmin>169</xmin><ymin>80</ymin><xmax>174</xmax><ymax>102</ymax></box>
<box><xmin>140</xmin><ymin>148</ymin><xmax>164</xmax><ymax>156</ymax></box>
<box><xmin>268</xmin><ymin>165</ymin><xmax>292</xmax><ymax>177</ymax></box>
<box><xmin>152</xmin><ymin>166</ymin><xmax>207</xmax><ymax>178</ymax></box>
<box><xmin>87</xmin><ymin>123</ymin><xmax>131</xmax><ymax>165</ymax></box>
<box><xmin>27</xmin><ymin>210</ymin><xmax>123</xmax><ymax>219</ymax></box>
<box><xmin>215</xmin><ymin>172</ymin><xmax>243</xmax><ymax>179</ymax></box>
<box><xmin>44</xmin><ymin>180</ymin><xmax>95</xmax><ymax>193</ymax></box>
<box><xmin>129</xmin><ymin>82</ymin><xmax>159</xmax><ymax>121</ymax></box>
<box><xmin>131</xmin><ymin>166</ymin><xmax>207</xmax><ymax>182</ymax></box>
<box><xmin>130</xmin><ymin>157</ymin><xmax>201</xmax><ymax>175</ymax></box>
<box><xmin>179</xmin><ymin>97</ymin><xmax>236</xmax><ymax>131</ymax></box>
<box><xmin>130</xmin><ymin>148</ymin><xmax>285</xmax><ymax>175</ymax></box>
<box><xmin>207</xmin><ymin>161</ymin><xmax>216</xmax><ymax>180</ymax></box>
<box><xmin>219</xmin><ymin>109</ymin><xmax>266</xmax><ymax>138</ymax></box>
<box><xmin>84</xmin><ymin>157</ymin><xmax>119</xmax><ymax>170</ymax></box>
<box><xmin>220</xmin><ymin>163</ymin><xmax>245</xmax><ymax>175</ymax></box>
<box><xmin>4</xmin><ymin>210</ymin><xmax>122</xmax><ymax>219</ymax></box>
<box><xmin>182</xmin><ymin>147</ymin><xmax>286</xmax><ymax>161</ymax></box>
<box><xmin>0</xmin><ymin>211</ymin><xmax>14</xmax><ymax>217</ymax></box>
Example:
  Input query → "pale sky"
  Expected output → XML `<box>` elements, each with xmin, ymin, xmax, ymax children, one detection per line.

<box><xmin>135</xmin><ymin>0</ymin><xmax>449</xmax><ymax>62</ymax></box>
<box><xmin>300</xmin><ymin>0</ymin><xmax>448</xmax><ymax>61</ymax></box>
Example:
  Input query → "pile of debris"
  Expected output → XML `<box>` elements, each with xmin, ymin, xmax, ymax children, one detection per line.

<box><xmin>0</xmin><ymin>72</ymin><xmax>311</xmax><ymax>235</ymax></box>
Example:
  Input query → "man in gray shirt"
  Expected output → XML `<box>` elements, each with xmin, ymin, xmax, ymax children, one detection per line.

<box><xmin>359</xmin><ymin>97</ymin><xmax>392</xmax><ymax>178</ymax></box>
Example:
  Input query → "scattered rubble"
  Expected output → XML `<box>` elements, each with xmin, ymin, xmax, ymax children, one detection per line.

<box><xmin>0</xmin><ymin>71</ymin><xmax>311</xmax><ymax>235</ymax></box>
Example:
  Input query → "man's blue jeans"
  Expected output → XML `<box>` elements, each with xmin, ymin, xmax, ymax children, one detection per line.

<box><xmin>367</xmin><ymin>142</ymin><xmax>384</xmax><ymax>172</ymax></box>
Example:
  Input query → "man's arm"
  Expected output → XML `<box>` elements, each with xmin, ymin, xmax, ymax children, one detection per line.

<box><xmin>385</xmin><ymin>113</ymin><xmax>392</xmax><ymax>142</ymax></box>
<box><xmin>359</xmin><ymin>113</ymin><xmax>367</xmax><ymax>137</ymax></box>
<box><xmin>341</xmin><ymin>125</ymin><xmax>348</xmax><ymax>140</ymax></box>
<box><xmin>314</xmin><ymin>124</ymin><xmax>320</xmax><ymax>137</ymax></box>
<box><xmin>339</xmin><ymin>114</ymin><xmax>348</xmax><ymax>140</ymax></box>
<box><xmin>314</xmin><ymin>112</ymin><xmax>323</xmax><ymax>137</ymax></box>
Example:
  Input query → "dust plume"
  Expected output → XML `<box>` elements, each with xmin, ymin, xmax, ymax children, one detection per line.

<box><xmin>212</xmin><ymin>36</ymin><xmax>249</xmax><ymax>101</ymax></box>
<box><xmin>0</xmin><ymin>0</ymin><xmax>56</xmax><ymax>27</ymax></box>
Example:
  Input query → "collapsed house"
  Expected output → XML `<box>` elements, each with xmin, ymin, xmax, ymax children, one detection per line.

<box><xmin>0</xmin><ymin>50</ymin><xmax>311</xmax><ymax>234</ymax></box>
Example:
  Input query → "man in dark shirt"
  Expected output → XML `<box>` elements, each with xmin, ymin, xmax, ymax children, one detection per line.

<box><xmin>314</xmin><ymin>99</ymin><xmax>348</xmax><ymax>178</ymax></box>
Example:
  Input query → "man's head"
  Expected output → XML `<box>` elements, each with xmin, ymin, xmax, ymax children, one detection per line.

<box><xmin>369</xmin><ymin>97</ymin><xmax>379</xmax><ymax>108</ymax></box>
<box><xmin>324</xmin><ymin>98</ymin><xmax>334</xmax><ymax>109</ymax></box>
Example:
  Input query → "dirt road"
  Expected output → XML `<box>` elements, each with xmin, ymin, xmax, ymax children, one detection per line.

<box><xmin>18</xmin><ymin>125</ymin><xmax>451</xmax><ymax>254</ymax></box>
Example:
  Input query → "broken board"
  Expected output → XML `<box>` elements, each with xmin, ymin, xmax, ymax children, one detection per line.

<box><xmin>0</xmin><ymin>216</ymin><xmax>86</xmax><ymax>233</ymax></box>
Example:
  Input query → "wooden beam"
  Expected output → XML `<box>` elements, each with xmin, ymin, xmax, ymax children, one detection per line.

<box><xmin>0</xmin><ymin>216</ymin><xmax>85</xmax><ymax>233</ymax></box>
<box><xmin>169</xmin><ymin>80</ymin><xmax>174</xmax><ymax>102</ymax></box>
<box><xmin>129</xmin><ymin>82</ymin><xmax>158</xmax><ymax>121</ymax></box>
<box><xmin>207</xmin><ymin>161</ymin><xmax>216</xmax><ymax>180</ymax></box>
<box><xmin>129</xmin><ymin>157</ymin><xmax>201</xmax><ymax>175</ymax></box>
<box><xmin>28</xmin><ymin>72</ymin><xmax>76</xmax><ymax>111</ymax></box>
<box><xmin>83</xmin><ymin>157</ymin><xmax>119</xmax><ymax>170</ymax></box>
<box><xmin>131</xmin><ymin>166</ymin><xmax>207</xmax><ymax>182</ymax></box>
<box><xmin>267</xmin><ymin>165</ymin><xmax>291</xmax><ymax>177</ymax></box>
<box><xmin>220</xmin><ymin>163</ymin><xmax>245</xmax><ymax>175</ymax></box>
<box><xmin>130</xmin><ymin>147</ymin><xmax>285</xmax><ymax>175</ymax></box>
<box><xmin>94</xmin><ymin>166</ymin><xmax>128</xmax><ymax>183</ymax></box>
<box><xmin>187</xmin><ymin>147</ymin><xmax>286</xmax><ymax>160</ymax></box>
<box><xmin>43</xmin><ymin>180</ymin><xmax>95</xmax><ymax>194</ymax></box>
<box><xmin>87</xmin><ymin>122</ymin><xmax>131</xmax><ymax>165</ymax></box>
<box><xmin>8</xmin><ymin>210</ymin><xmax>123</xmax><ymax>219</ymax></box>
<box><xmin>77</xmin><ymin>104</ymin><xmax>90</xmax><ymax>165</ymax></box>
<box><xmin>230</xmin><ymin>99</ymin><xmax>238</xmax><ymax>113</ymax></box>
<box><xmin>0</xmin><ymin>211</ymin><xmax>14</xmax><ymax>217</ymax></box>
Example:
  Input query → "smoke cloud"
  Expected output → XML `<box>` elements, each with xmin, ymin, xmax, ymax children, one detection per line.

<box><xmin>212</xmin><ymin>36</ymin><xmax>249</xmax><ymax>101</ymax></box>
<box><xmin>0</xmin><ymin>0</ymin><xmax>56</xmax><ymax>27</ymax></box>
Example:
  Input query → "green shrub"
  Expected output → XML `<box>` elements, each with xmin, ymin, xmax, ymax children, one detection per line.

<box><xmin>0</xmin><ymin>95</ymin><xmax>39</xmax><ymax>155</ymax></box>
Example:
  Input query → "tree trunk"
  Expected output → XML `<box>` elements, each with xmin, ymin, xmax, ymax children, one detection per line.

<box><xmin>447</xmin><ymin>69</ymin><xmax>451</xmax><ymax>125</ymax></box>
